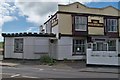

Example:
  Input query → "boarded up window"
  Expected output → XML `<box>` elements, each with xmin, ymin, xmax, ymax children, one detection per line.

<box><xmin>14</xmin><ymin>38</ymin><xmax>23</xmax><ymax>53</ymax></box>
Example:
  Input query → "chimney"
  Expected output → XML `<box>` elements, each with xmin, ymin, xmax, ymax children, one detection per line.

<box><xmin>40</xmin><ymin>25</ymin><xmax>45</xmax><ymax>33</ymax></box>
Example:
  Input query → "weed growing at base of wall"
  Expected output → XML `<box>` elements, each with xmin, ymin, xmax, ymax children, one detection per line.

<box><xmin>40</xmin><ymin>55</ymin><xmax>56</xmax><ymax>66</ymax></box>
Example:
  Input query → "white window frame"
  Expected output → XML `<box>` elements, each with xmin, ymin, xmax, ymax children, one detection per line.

<box><xmin>108</xmin><ymin>39</ymin><xmax>116</xmax><ymax>51</ymax></box>
<box><xmin>106</xmin><ymin>19</ymin><xmax>118</xmax><ymax>32</ymax></box>
<box><xmin>93</xmin><ymin>41</ymin><xmax>107</xmax><ymax>51</ymax></box>
<box><xmin>92</xmin><ymin>39</ymin><xmax>116</xmax><ymax>51</ymax></box>
<box><xmin>73</xmin><ymin>39</ymin><xmax>86</xmax><ymax>55</ymax></box>
<box><xmin>75</xmin><ymin>16</ymin><xmax>87</xmax><ymax>31</ymax></box>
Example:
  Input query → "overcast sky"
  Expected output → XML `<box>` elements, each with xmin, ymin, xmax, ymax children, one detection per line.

<box><xmin>0</xmin><ymin>0</ymin><xmax>120</xmax><ymax>42</ymax></box>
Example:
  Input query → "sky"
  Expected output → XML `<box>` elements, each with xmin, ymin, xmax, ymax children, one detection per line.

<box><xmin>0</xmin><ymin>0</ymin><xmax>120</xmax><ymax>42</ymax></box>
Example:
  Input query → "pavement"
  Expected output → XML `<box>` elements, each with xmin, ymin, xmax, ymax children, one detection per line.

<box><xmin>1</xmin><ymin>59</ymin><xmax>119</xmax><ymax>78</ymax></box>
<box><xmin>1</xmin><ymin>59</ymin><xmax>119</xmax><ymax>74</ymax></box>
<box><xmin>0</xmin><ymin>62</ymin><xmax>19</xmax><ymax>67</ymax></box>
<box><xmin>79</xmin><ymin>67</ymin><xmax>119</xmax><ymax>74</ymax></box>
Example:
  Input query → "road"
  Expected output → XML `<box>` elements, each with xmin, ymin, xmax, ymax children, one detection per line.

<box><xmin>2</xmin><ymin>65</ymin><xmax>119</xmax><ymax>79</ymax></box>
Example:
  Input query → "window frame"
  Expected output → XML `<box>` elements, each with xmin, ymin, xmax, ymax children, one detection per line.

<box><xmin>105</xmin><ymin>18</ymin><xmax>118</xmax><ymax>32</ymax></box>
<box><xmin>74</xmin><ymin>16</ymin><xmax>87</xmax><ymax>31</ymax></box>
<box><xmin>108</xmin><ymin>40</ymin><xmax>116</xmax><ymax>51</ymax></box>
<box><xmin>73</xmin><ymin>39</ymin><xmax>86</xmax><ymax>55</ymax></box>
<box><xmin>14</xmin><ymin>38</ymin><xmax>24</xmax><ymax>53</ymax></box>
<box><xmin>93</xmin><ymin>41</ymin><xmax>107</xmax><ymax>51</ymax></box>
<box><xmin>92</xmin><ymin>39</ymin><xmax>116</xmax><ymax>51</ymax></box>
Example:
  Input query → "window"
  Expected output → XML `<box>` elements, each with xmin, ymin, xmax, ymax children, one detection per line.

<box><xmin>75</xmin><ymin>16</ymin><xmax>87</xmax><ymax>31</ymax></box>
<box><xmin>14</xmin><ymin>38</ymin><xmax>23</xmax><ymax>53</ymax></box>
<box><xmin>92</xmin><ymin>40</ymin><xmax>116</xmax><ymax>51</ymax></box>
<box><xmin>73</xmin><ymin>39</ymin><xmax>86</xmax><ymax>55</ymax></box>
<box><xmin>87</xmin><ymin>43</ymin><xmax>92</xmax><ymax>48</ymax></box>
<box><xmin>108</xmin><ymin>40</ymin><xmax>116</xmax><ymax>51</ymax></box>
<box><xmin>93</xmin><ymin>42</ymin><xmax>107</xmax><ymax>51</ymax></box>
<box><xmin>105</xmin><ymin>19</ymin><xmax>118</xmax><ymax>32</ymax></box>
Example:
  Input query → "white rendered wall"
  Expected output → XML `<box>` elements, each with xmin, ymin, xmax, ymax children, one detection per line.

<box><xmin>50</xmin><ymin>41</ymin><xmax>58</xmax><ymax>59</ymax></box>
<box><xmin>46</xmin><ymin>21</ymin><xmax>51</xmax><ymax>33</ymax></box>
<box><xmin>4</xmin><ymin>37</ymin><xmax>50</xmax><ymax>59</ymax></box>
<box><xmin>52</xmin><ymin>25</ymin><xmax>59</xmax><ymax>34</ymax></box>
<box><xmin>5</xmin><ymin>37</ymin><xmax>23</xmax><ymax>59</ymax></box>
<box><xmin>33</xmin><ymin>37</ymin><xmax>49</xmax><ymax>59</ymax></box>
<box><xmin>52</xmin><ymin>25</ymin><xmax>59</xmax><ymax>39</ymax></box>
<box><xmin>5</xmin><ymin>37</ymin><xmax>14</xmax><ymax>58</ymax></box>
<box><xmin>57</xmin><ymin>37</ymin><xmax>86</xmax><ymax>60</ymax></box>
<box><xmin>23</xmin><ymin>37</ymin><xmax>35</xmax><ymax>59</ymax></box>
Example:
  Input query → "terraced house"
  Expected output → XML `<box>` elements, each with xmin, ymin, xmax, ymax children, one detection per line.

<box><xmin>2</xmin><ymin>2</ymin><xmax>120</xmax><ymax>66</ymax></box>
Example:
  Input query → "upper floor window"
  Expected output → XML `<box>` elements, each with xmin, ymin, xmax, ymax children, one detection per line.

<box><xmin>75</xmin><ymin>16</ymin><xmax>87</xmax><ymax>31</ymax></box>
<box><xmin>105</xmin><ymin>19</ymin><xmax>118</xmax><ymax>32</ymax></box>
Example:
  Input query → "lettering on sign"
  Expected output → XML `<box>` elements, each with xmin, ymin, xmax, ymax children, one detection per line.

<box><xmin>88</xmin><ymin>20</ymin><xmax>103</xmax><ymax>27</ymax></box>
<box><xmin>51</xmin><ymin>15</ymin><xmax>58</xmax><ymax>27</ymax></box>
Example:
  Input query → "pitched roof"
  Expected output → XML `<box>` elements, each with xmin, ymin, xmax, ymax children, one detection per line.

<box><xmin>58</xmin><ymin>2</ymin><xmax>120</xmax><ymax>11</ymax></box>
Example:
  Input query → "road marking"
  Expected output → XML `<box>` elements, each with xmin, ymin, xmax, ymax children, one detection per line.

<box><xmin>1</xmin><ymin>73</ymin><xmax>15</xmax><ymax>75</ymax></box>
<box><xmin>11</xmin><ymin>74</ymin><xmax>20</xmax><ymax>78</ymax></box>
<box><xmin>53</xmin><ymin>69</ymin><xmax>56</xmax><ymax>70</ymax></box>
<box><xmin>39</xmin><ymin>69</ymin><xmax>44</xmax><ymax>71</ymax></box>
<box><xmin>22</xmin><ymin>76</ymin><xmax>38</xmax><ymax>78</ymax></box>
<box><xmin>3</xmin><ymin>67</ymin><xmax>18</xmax><ymax>69</ymax></box>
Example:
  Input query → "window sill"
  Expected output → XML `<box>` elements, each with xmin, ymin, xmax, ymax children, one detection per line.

<box><xmin>34</xmin><ymin>52</ymin><xmax>48</xmax><ymax>54</ymax></box>
<box><xmin>92</xmin><ymin>50</ymin><xmax>116</xmax><ymax>51</ymax></box>
<box><xmin>107</xmin><ymin>31</ymin><xmax>117</xmax><ymax>32</ymax></box>
<box><xmin>14</xmin><ymin>51</ymin><xmax>23</xmax><ymax>53</ymax></box>
<box><xmin>72</xmin><ymin>54</ymin><xmax>86</xmax><ymax>56</ymax></box>
<box><xmin>75</xmin><ymin>29</ymin><xmax>87</xmax><ymax>31</ymax></box>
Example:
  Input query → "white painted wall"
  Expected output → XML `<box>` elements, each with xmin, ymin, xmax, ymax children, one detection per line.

<box><xmin>5</xmin><ymin>36</ymin><xmax>86</xmax><ymax>60</ymax></box>
<box><xmin>46</xmin><ymin>21</ymin><xmax>51</xmax><ymax>33</ymax></box>
<box><xmin>50</xmin><ymin>40</ymin><xmax>58</xmax><ymax>59</ymax></box>
<box><xmin>4</xmin><ymin>37</ymin><xmax>50</xmax><ymax>59</ymax></box>
<box><xmin>5</xmin><ymin>37</ymin><xmax>23</xmax><ymax>59</ymax></box>
<box><xmin>5</xmin><ymin>37</ymin><xmax>14</xmax><ymax>58</ymax></box>
<box><xmin>52</xmin><ymin>25</ymin><xmax>59</xmax><ymax>34</ymax></box>
<box><xmin>23</xmin><ymin>37</ymin><xmax>34</xmax><ymax>59</ymax></box>
<box><xmin>57</xmin><ymin>37</ymin><xmax>85</xmax><ymax>60</ymax></box>
<box><xmin>52</xmin><ymin>25</ymin><xmax>59</xmax><ymax>39</ymax></box>
<box><xmin>87</xmin><ymin>49</ymin><xmax>119</xmax><ymax>66</ymax></box>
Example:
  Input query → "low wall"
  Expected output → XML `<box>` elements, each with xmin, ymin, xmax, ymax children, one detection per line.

<box><xmin>87</xmin><ymin>49</ymin><xmax>119</xmax><ymax>66</ymax></box>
